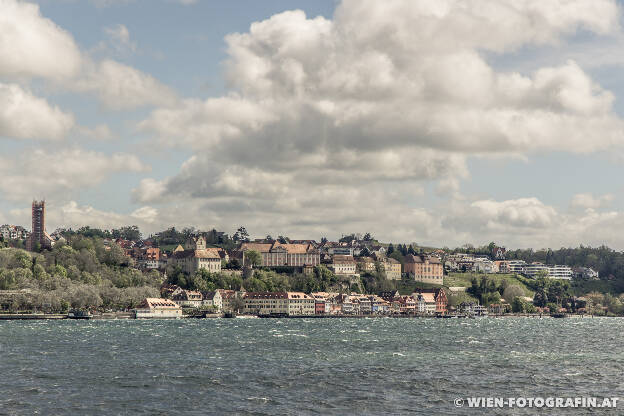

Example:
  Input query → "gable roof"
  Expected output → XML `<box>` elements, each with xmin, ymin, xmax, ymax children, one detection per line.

<box><xmin>240</xmin><ymin>242</ymin><xmax>273</xmax><ymax>253</ymax></box>
<box><xmin>333</xmin><ymin>255</ymin><xmax>355</xmax><ymax>263</ymax></box>
<box><xmin>139</xmin><ymin>298</ymin><xmax>180</xmax><ymax>309</ymax></box>
<box><xmin>172</xmin><ymin>248</ymin><xmax>221</xmax><ymax>260</ymax></box>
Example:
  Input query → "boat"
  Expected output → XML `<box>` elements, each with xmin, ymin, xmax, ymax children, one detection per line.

<box><xmin>67</xmin><ymin>310</ymin><xmax>92</xmax><ymax>320</ymax></box>
<box><xmin>223</xmin><ymin>312</ymin><xmax>236</xmax><ymax>318</ymax></box>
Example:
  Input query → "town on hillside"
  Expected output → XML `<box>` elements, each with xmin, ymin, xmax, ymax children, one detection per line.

<box><xmin>0</xmin><ymin>200</ymin><xmax>618</xmax><ymax>319</ymax></box>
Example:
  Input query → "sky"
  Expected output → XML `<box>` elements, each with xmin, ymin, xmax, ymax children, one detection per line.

<box><xmin>3</xmin><ymin>0</ymin><xmax>624</xmax><ymax>250</ymax></box>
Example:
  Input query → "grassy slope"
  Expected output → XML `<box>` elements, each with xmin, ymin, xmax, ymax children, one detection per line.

<box><xmin>444</xmin><ymin>272</ymin><xmax>535</xmax><ymax>297</ymax></box>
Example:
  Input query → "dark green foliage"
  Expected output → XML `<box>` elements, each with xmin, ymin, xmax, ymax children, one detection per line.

<box><xmin>233</xmin><ymin>226</ymin><xmax>250</xmax><ymax>242</ymax></box>
<box><xmin>467</xmin><ymin>276</ymin><xmax>512</xmax><ymax>306</ymax></box>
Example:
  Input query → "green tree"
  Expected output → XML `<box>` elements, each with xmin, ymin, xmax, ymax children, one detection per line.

<box><xmin>533</xmin><ymin>290</ymin><xmax>548</xmax><ymax>307</ymax></box>
<box><xmin>511</xmin><ymin>297</ymin><xmax>525</xmax><ymax>313</ymax></box>
<box><xmin>546</xmin><ymin>302</ymin><xmax>559</xmax><ymax>313</ymax></box>
<box><xmin>244</xmin><ymin>250</ymin><xmax>262</xmax><ymax>268</ymax></box>
<box><xmin>233</xmin><ymin>226</ymin><xmax>250</xmax><ymax>243</ymax></box>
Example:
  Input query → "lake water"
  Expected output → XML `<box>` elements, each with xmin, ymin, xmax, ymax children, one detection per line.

<box><xmin>1</xmin><ymin>317</ymin><xmax>623</xmax><ymax>415</ymax></box>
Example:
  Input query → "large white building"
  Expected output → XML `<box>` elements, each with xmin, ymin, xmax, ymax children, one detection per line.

<box><xmin>523</xmin><ymin>263</ymin><xmax>573</xmax><ymax>280</ymax></box>
<box><xmin>523</xmin><ymin>263</ymin><xmax>549</xmax><ymax>278</ymax></box>
<box><xmin>243</xmin><ymin>292</ymin><xmax>315</xmax><ymax>316</ymax></box>
<box><xmin>505</xmin><ymin>260</ymin><xmax>527</xmax><ymax>274</ymax></box>
<box><xmin>240</xmin><ymin>242</ymin><xmax>320</xmax><ymax>268</ymax></box>
<box><xmin>134</xmin><ymin>298</ymin><xmax>182</xmax><ymax>319</ymax></box>
<box><xmin>546</xmin><ymin>265</ymin><xmax>573</xmax><ymax>280</ymax></box>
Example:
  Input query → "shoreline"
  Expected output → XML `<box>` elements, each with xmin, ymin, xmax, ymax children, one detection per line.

<box><xmin>0</xmin><ymin>313</ymin><xmax>599</xmax><ymax>320</ymax></box>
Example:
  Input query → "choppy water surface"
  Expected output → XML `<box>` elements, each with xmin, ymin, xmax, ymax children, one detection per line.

<box><xmin>1</xmin><ymin>317</ymin><xmax>623</xmax><ymax>415</ymax></box>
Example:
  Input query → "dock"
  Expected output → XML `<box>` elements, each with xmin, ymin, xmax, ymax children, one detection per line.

<box><xmin>0</xmin><ymin>314</ymin><xmax>67</xmax><ymax>320</ymax></box>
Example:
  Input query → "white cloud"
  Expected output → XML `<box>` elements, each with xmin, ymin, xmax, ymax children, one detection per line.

<box><xmin>74</xmin><ymin>59</ymin><xmax>177</xmax><ymax>110</ymax></box>
<box><xmin>103</xmin><ymin>24</ymin><xmax>136</xmax><ymax>53</ymax></box>
<box><xmin>134</xmin><ymin>0</ymin><xmax>624</xmax><ymax>244</ymax></box>
<box><xmin>0</xmin><ymin>83</ymin><xmax>74</xmax><ymax>140</ymax></box>
<box><xmin>45</xmin><ymin>201</ymin><xmax>158</xmax><ymax>232</ymax></box>
<box><xmin>130</xmin><ymin>206</ymin><xmax>159</xmax><ymax>224</ymax></box>
<box><xmin>469</xmin><ymin>198</ymin><xmax>558</xmax><ymax>229</ymax></box>
<box><xmin>0</xmin><ymin>0</ymin><xmax>175</xmax><ymax>112</ymax></box>
<box><xmin>571</xmin><ymin>193</ymin><xmax>615</xmax><ymax>209</ymax></box>
<box><xmin>442</xmin><ymin>196</ymin><xmax>624</xmax><ymax>250</ymax></box>
<box><xmin>0</xmin><ymin>148</ymin><xmax>149</xmax><ymax>201</ymax></box>
<box><xmin>0</xmin><ymin>0</ymin><xmax>82</xmax><ymax>80</ymax></box>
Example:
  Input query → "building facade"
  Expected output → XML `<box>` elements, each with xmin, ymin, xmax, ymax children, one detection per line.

<box><xmin>170</xmin><ymin>236</ymin><xmax>222</xmax><ymax>275</ymax></box>
<box><xmin>171</xmin><ymin>290</ymin><xmax>203</xmax><ymax>308</ymax></box>
<box><xmin>243</xmin><ymin>292</ymin><xmax>314</xmax><ymax>315</ymax></box>
<box><xmin>0</xmin><ymin>225</ymin><xmax>29</xmax><ymax>241</ymax></box>
<box><xmin>330</xmin><ymin>255</ymin><xmax>357</xmax><ymax>275</ymax></box>
<box><xmin>384</xmin><ymin>258</ymin><xmax>402</xmax><ymax>280</ymax></box>
<box><xmin>134</xmin><ymin>298</ymin><xmax>182</xmax><ymax>318</ymax></box>
<box><xmin>240</xmin><ymin>242</ymin><xmax>320</xmax><ymax>268</ymax></box>
<box><xmin>404</xmin><ymin>254</ymin><xmax>443</xmax><ymax>284</ymax></box>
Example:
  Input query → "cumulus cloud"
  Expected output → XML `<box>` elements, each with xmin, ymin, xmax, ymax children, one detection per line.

<box><xmin>133</xmin><ymin>0</ymin><xmax>624</xmax><ymax>243</ymax></box>
<box><xmin>0</xmin><ymin>83</ymin><xmax>74</xmax><ymax>140</ymax></box>
<box><xmin>442</xmin><ymin>197</ymin><xmax>624</xmax><ymax>249</ymax></box>
<box><xmin>0</xmin><ymin>0</ymin><xmax>175</xmax><ymax>114</ymax></box>
<box><xmin>6</xmin><ymin>0</ymin><xmax>624</xmax><ymax>248</ymax></box>
<box><xmin>0</xmin><ymin>0</ymin><xmax>82</xmax><ymax>80</ymax></box>
<box><xmin>5</xmin><ymin>201</ymin><xmax>161</xmax><ymax>235</ymax></box>
<box><xmin>140</xmin><ymin>0</ymin><xmax>624</xmax><ymax>160</ymax></box>
<box><xmin>0</xmin><ymin>149</ymin><xmax>149</xmax><ymax>202</ymax></box>
<box><xmin>59</xmin><ymin>201</ymin><xmax>158</xmax><ymax>229</ymax></box>
<box><xmin>469</xmin><ymin>198</ymin><xmax>558</xmax><ymax>229</ymax></box>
